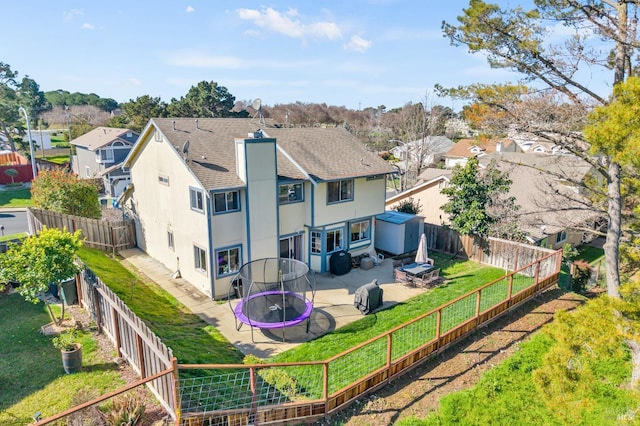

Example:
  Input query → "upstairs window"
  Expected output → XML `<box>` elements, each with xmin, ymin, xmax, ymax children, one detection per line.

<box><xmin>189</xmin><ymin>188</ymin><xmax>204</xmax><ymax>212</ymax></box>
<box><xmin>213</xmin><ymin>191</ymin><xmax>240</xmax><ymax>214</ymax></box>
<box><xmin>327</xmin><ymin>179</ymin><xmax>353</xmax><ymax>204</ymax></box>
<box><xmin>279</xmin><ymin>183</ymin><xmax>303</xmax><ymax>204</ymax></box>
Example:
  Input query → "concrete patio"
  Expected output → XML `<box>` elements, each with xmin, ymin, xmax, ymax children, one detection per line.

<box><xmin>119</xmin><ymin>248</ymin><xmax>424</xmax><ymax>358</ymax></box>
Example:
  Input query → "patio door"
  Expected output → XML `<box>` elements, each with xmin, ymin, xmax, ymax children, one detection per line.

<box><xmin>280</xmin><ymin>235</ymin><xmax>303</xmax><ymax>262</ymax></box>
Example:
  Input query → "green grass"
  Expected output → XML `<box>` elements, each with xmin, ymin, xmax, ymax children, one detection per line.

<box><xmin>0</xmin><ymin>292</ymin><xmax>125</xmax><ymax>424</ymax></box>
<box><xmin>77</xmin><ymin>247</ymin><xmax>244</xmax><ymax>365</ymax></box>
<box><xmin>37</xmin><ymin>155</ymin><xmax>70</xmax><ymax>165</ymax></box>
<box><xmin>0</xmin><ymin>187</ymin><xmax>32</xmax><ymax>208</ymax></box>
<box><xmin>397</xmin><ymin>295</ymin><xmax>640</xmax><ymax>426</ymax></box>
<box><xmin>274</xmin><ymin>252</ymin><xmax>506</xmax><ymax>364</ymax></box>
<box><xmin>0</xmin><ymin>232</ymin><xmax>27</xmax><ymax>242</ymax></box>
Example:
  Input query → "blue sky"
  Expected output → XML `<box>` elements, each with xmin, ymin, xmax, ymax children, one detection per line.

<box><xmin>4</xmin><ymin>1</ymin><xmax>610</xmax><ymax>111</ymax></box>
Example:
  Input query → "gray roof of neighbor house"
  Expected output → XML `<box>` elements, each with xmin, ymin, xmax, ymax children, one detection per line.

<box><xmin>141</xmin><ymin>118</ymin><xmax>395</xmax><ymax>191</ymax></box>
<box><xmin>70</xmin><ymin>127</ymin><xmax>138</xmax><ymax>151</ymax></box>
<box><xmin>480</xmin><ymin>152</ymin><xmax>601</xmax><ymax>240</ymax></box>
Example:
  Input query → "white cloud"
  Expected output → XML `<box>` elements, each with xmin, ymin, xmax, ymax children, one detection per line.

<box><xmin>186</xmin><ymin>6</ymin><xmax>195</xmax><ymax>13</ymax></box>
<box><xmin>344</xmin><ymin>35</ymin><xmax>372</xmax><ymax>52</ymax></box>
<box><xmin>129</xmin><ymin>78</ymin><xmax>142</xmax><ymax>86</ymax></box>
<box><xmin>63</xmin><ymin>9</ymin><xmax>82</xmax><ymax>23</ymax></box>
<box><xmin>236</xmin><ymin>7</ymin><xmax>341</xmax><ymax>40</ymax></box>
<box><xmin>81</xmin><ymin>23</ymin><xmax>95</xmax><ymax>30</ymax></box>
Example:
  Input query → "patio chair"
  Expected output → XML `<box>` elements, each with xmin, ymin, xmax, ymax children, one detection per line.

<box><xmin>394</xmin><ymin>269</ymin><xmax>414</xmax><ymax>286</ymax></box>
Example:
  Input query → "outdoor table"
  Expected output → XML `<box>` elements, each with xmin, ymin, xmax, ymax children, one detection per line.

<box><xmin>400</xmin><ymin>263</ymin><xmax>433</xmax><ymax>278</ymax></box>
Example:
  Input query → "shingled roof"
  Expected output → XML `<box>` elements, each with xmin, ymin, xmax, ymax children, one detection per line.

<box><xmin>71</xmin><ymin>127</ymin><xmax>138</xmax><ymax>150</ymax></box>
<box><xmin>144</xmin><ymin>118</ymin><xmax>394</xmax><ymax>191</ymax></box>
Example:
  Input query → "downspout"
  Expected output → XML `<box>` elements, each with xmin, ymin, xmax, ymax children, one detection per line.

<box><xmin>206</xmin><ymin>191</ymin><xmax>215</xmax><ymax>298</ymax></box>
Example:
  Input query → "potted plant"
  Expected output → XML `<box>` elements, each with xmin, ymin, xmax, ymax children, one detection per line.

<box><xmin>52</xmin><ymin>328</ymin><xmax>82</xmax><ymax>374</ymax></box>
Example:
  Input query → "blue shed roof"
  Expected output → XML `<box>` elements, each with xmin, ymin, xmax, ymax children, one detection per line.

<box><xmin>376</xmin><ymin>210</ymin><xmax>422</xmax><ymax>224</ymax></box>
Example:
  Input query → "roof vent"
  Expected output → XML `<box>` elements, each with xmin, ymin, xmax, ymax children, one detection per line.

<box><xmin>172</xmin><ymin>120</ymin><xmax>176</xmax><ymax>131</ymax></box>
<box><xmin>195</xmin><ymin>119</ymin><xmax>199</xmax><ymax>130</ymax></box>
<box><xmin>253</xmin><ymin>129</ymin><xmax>263</xmax><ymax>138</ymax></box>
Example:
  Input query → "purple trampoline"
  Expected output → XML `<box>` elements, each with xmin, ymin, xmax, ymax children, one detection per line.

<box><xmin>229</xmin><ymin>258</ymin><xmax>316</xmax><ymax>342</ymax></box>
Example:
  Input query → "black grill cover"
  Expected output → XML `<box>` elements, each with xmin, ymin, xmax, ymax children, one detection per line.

<box><xmin>354</xmin><ymin>279</ymin><xmax>383</xmax><ymax>315</ymax></box>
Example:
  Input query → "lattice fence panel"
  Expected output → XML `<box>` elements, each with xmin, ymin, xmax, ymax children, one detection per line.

<box><xmin>440</xmin><ymin>293</ymin><xmax>477</xmax><ymax>333</ymax></box>
<box><xmin>328</xmin><ymin>337</ymin><xmax>387</xmax><ymax>394</ymax></box>
<box><xmin>479</xmin><ymin>279</ymin><xmax>509</xmax><ymax>312</ymax></box>
<box><xmin>391</xmin><ymin>312</ymin><xmax>437</xmax><ymax>361</ymax></box>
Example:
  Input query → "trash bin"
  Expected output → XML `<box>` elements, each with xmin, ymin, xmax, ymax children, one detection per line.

<box><xmin>60</xmin><ymin>277</ymin><xmax>78</xmax><ymax>305</ymax></box>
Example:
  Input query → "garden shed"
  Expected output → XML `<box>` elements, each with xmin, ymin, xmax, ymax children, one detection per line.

<box><xmin>374</xmin><ymin>211</ymin><xmax>424</xmax><ymax>255</ymax></box>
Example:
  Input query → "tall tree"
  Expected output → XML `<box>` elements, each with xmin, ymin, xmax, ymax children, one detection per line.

<box><xmin>0</xmin><ymin>228</ymin><xmax>83</xmax><ymax>326</ymax></box>
<box><xmin>443</xmin><ymin>0</ymin><xmax>640</xmax><ymax>299</ymax></box>
<box><xmin>167</xmin><ymin>81</ymin><xmax>240</xmax><ymax>118</ymax></box>
<box><xmin>441</xmin><ymin>156</ymin><xmax>517</xmax><ymax>236</ymax></box>
<box><xmin>117</xmin><ymin>95</ymin><xmax>167</xmax><ymax>132</ymax></box>
<box><xmin>0</xmin><ymin>62</ymin><xmax>20</xmax><ymax>151</ymax></box>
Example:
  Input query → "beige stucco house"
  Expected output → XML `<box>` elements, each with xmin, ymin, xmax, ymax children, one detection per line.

<box><xmin>386</xmin><ymin>168</ymin><xmax>452</xmax><ymax>226</ymax></box>
<box><xmin>122</xmin><ymin>118</ymin><xmax>395</xmax><ymax>299</ymax></box>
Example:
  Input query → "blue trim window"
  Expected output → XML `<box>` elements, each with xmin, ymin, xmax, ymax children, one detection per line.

<box><xmin>327</xmin><ymin>179</ymin><xmax>353</xmax><ymax>204</ymax></box>
<box><xmin>311</xmin><ymin>231</ymin><xmax>322</xmax><ymax>254</ymax></box>
<box><xmin>326</xmin><ymin>229</ymin><xmax>343</xmax><ymax>253</ymax></box>
<box><xmin>189</xmin><ymin>188</ymin><xmax>204</xmax><ymax>212</ymax></box>
<box><xmin>279</xmin><ymin>182</ymin><xmax>303</xmax><ymax>204</ymax></box>
<box><xmin>194</xmin><ymin>245</ymin><xmax>207</xmax><ymax>272</ymax></box>
<box><xmin>213</xmin><ymin>191</ymin><xmax>240</xmax><ymax>214</ymax></box>
<box><xmin>216</xmin><ymin>246</ymin><xmax>240</xmax><ymax>277</ymax></box>
<box><xmin>350</xmin><ymin>219</ymin><xmax>370</xmax><ymax>244</ymax></box>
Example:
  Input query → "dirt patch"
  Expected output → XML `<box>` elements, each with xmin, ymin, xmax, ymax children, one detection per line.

<box><xmin>316</xmin><ymin>287</ymin><xmax>585</xmax><ymax>426</ymax></box>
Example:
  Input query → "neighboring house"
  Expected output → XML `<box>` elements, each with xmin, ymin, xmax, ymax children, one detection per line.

<box><xmin>508</xmin><ymin>129</ymin><xmax>572</xmax><ymax>155</ymax></box>
<box><xmin>386</xmin><ymin>168</ymin><xmax>452</xmax><ymax>226</ymax></box>
<box><xmin>443</xmin><ymin>138</ymin><xmax>520</xmax><ymax>168</ymax></box>
<box><xmin>388</xmin><ymin>153</ymin><xmax>602</xmax><ymax>249</ymax></box>
<box><xmin>121</xmin><ymin>118</ymin><xmax>394</xmax><ymax>299</ymax></box>
<box><xmin>389</xmin><ymin>136</ymin><xmax>454</xmax><ymax>170</ymax></box>
<box><xmin>26</xmin><ymin>130</ymin><xmax>53</xmax><ymax>150</ymax></box>
<box><xmin>480</xmin><ymin>152</ymin><xmax>603</xmax><ymax>248</ymax></box>
<box><xmin>70</xmin><ymin>127</ymin><xmax>139</xmax><ymax>197</ymax></box>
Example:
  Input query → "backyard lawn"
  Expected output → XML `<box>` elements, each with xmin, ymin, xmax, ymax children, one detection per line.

<box><xmin>0</xmin><ymin>292</ymin><xmax>125</xmax><ymax>424</ymax></box>
<box><xmin>0</xmin><ymin>187</ymin><xmax>32</xmax><ymax>208</ymax></box>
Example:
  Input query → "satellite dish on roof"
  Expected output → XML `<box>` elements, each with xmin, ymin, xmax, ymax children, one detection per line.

<box><xmin>182</xmin><ymin>140</ymin><xmax>190</xmax><ymax>160</ymax></box>
<box><xmin>252</xmin><ymin>98</ymin><xmax>262</xmax><ymax>111</ymax></box>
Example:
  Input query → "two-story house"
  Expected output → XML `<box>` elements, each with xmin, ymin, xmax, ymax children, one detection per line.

<box><xmin>70</xmin><ymin>127</ymin><xmax>139</xmax><ymax>198</ymax></box>
<box><xmin>121</xmin><ymin>118</ymin><xmax>395</xmax><ymax>299</ymax></box>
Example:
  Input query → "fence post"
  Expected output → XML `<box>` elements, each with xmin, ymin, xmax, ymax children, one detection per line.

<box><xmin>386</xmin><ymin>333</ymin><xmax>393</xmax><ymax>384</ymax></box>
<box><xmin>93</xmin><ymin>285</ymin><xmax>102</xmax><ymax>333</ymax></box>
<box><xmin>475</xmin><ymin>290</ymin><xmax>482</xmax><ymax>318</ymax></box>
<box><xmin>323</xmin><ymin>362</ymin><xmax>329</xmax><ymax>412</ymax></box>
<box><xmin>534</xmin><ymin>260</ymin><xmax>541</xmax><ymax>287</ymax></box>
<box><xmin>435</xmin><ymin>309</ymin><xmax>442</xmax><ymax>340</ymax></box>
<box><xmin>250</xmin><ymin>366</ymin><xmax>258</xmax><ymax>424</ymax></box>
<box><xmin>172</xmin><ymin>357</ymin><xmax>181</xmax><ymax>424</ymax></box>
<box><xmin>136</xmin><ymin>334</ymin><xmax>146</xmax><ymax>378</ymax></box>
<box><xmin>112</xmin><ymin>306</ymin><xmax>122</xmax><ymax>359</ymax></box>
<box><xmin>111</xmin><ymin>227</ymin><xmax>116</xmax><ymax>257</ymax></box>
<box><xmin>507</xmin><ymin>274</ymin><xmax>513</xmax><ymax>301</ymax></box>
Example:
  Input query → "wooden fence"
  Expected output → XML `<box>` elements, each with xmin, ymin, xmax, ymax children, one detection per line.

<box><xmin>36</xmin><ymin>246</ymin><xmax>561</xmax><ymax>425</ymax></box>
<box><xmin>76</xmin><ymin>265</ymin><xmax>178</xmax><ymax>419</ymax></box>
<box><xmin>175</xmin><ymin>250</ymin><xmax>562</xmax><ymax>425</ymax></box>
<box><xmin>424</xmin><ymin>223</ymin><xmax>555</xmax><ymax>271</ymax></box>
<box><xmin>27</xmin><ymin>207</ymin><xmax>136</xmax><ymax>253</ymax></box>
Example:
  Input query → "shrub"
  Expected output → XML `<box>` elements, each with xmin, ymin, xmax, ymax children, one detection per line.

<box><xmin>394</xmin><ymin>197</ymin><xmax>422</xmax><ymax>215</ymax></box>
<box><xmin>571</xmin><ymin>260</ymin><xmax>593</xmax><ymax>293</ymax></box>
<box><xmin>99</xmin><ymin>392</ymin><xmax>146</xmax><ymax>426</ymax></box>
